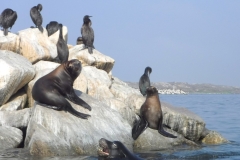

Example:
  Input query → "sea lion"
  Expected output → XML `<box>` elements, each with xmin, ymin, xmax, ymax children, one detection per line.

<box><xmin>98</xmin><ymin>138</ymin><xmax>143</xmax><ymax>160</ymax></box>
<box><xmin>132</xmin><ymin>86</ymin><xmax>177</xmax><ymax>140</ymax></box>
<box><xmin>139</xmin><ymin>66</ymin><xmax>152</xmax><ymax>96</ymax></box>
<box><xmin>32</xmin><ymin>59</ymin><xmax>91</xmax><ymax>119</ymax></box>
<box><xmin>30</xmin><ymin>4</ymin><xmax>43</xmax><ymax>32</ymax></box>
<box><xmin>81</xmin><ymin>15</ymin><xmax>94</xmax><ymax>54</ymax></box>
<box><xmin>57</xmin><ymin>23</ymin><xmax>69</xmax><ymax>63</ymax></box>
<box><xmin>0</xmin><ymin>8</ymin><xmax>17</xmax><ymax>36</ymax></box>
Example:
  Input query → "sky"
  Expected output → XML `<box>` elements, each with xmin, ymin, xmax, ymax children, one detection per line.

<box><xmin>1</xmin><ymin>1</ymin><xmax>240</xmax><ymax>87</ymax></box>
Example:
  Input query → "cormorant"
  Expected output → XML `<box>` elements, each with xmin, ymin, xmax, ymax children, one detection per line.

<box><xmin>0</xmin><ymin>8</ymin><xmax>17</xmax><ymax>36</ymax></box>
<box><xmin>76</xmin><ymin>37</ymin><xmax>83</xmax><ymax>45</ymax></box>
<box><xmin>30</xmin><ymin>4</ymin><xmax>43</xmax><ymax>33</ymax></box>
<box><xmin>139</xmin><ymin>66</ymin><xmax>152</xmax><ymax>96</ymax></box>
<box><xmin>46</xmin><ymin>21</ymin><xmax>59</xmax><ymax>37</ymax></box>
<box><xmin>57</xmin><ymin>23</ymin><xmax>69</xmax><ymax>63</ymax></box>
<box><xmin>81</xmin><ymin>15</ymin><xmax>94</xmax><ymax>54</ymax></box>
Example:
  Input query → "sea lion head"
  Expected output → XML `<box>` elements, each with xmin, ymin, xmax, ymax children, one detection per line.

<box><xmin>98</xmin><ymin>138</ymin><xmax>125</xmax><ymax>158</ymax></box>
<box><xmin>65</xmin><ymin>59</ymin><xmax>82</xmax><ymax>80</ymax></box>
<box><xmin>146</xmin><ymin>86</ymin><xmax>158</xmax><ymax>96</ymax></box>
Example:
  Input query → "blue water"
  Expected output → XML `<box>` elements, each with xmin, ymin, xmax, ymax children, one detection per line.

<box><xmin>0</xmin><ymin>94</ymin><xmax>239</xmax><ymax>160</ymax></box>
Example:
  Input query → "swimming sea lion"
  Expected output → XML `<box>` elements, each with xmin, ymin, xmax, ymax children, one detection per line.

<box><xmin>139</xmin><ymin>66</ymin><xmax>152</xmax><ymax>96</ymax></box>
<box><xmin>32</xmin><ymin>59</ymin><xmax>91</xmax><ymax>119</ymax></box>
<box><xmin>132</xmin><ymin>86</ymin><xmax>177</xmax><ymax>140</ymax></box>
<box><xmin>0</xmin><ymin>8</ymin><xmax>17</xmax><ymax>36</ymax></box>
<box><xmin>98</xmin><ymin>138</ymin><xmax>143</xmax><ymax>160</ymax></box>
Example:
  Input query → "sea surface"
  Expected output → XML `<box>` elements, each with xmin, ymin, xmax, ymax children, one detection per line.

<box><xmin>0</xmin><ymin>94</ymin><xmax>239</xmax><ymax>160</ymax></box>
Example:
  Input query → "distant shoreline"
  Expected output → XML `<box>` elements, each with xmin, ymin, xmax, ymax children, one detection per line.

<box><xmin>126</xmin><ymin>82</ymin><xmax>240</xmax><ymax>94</ymax></box>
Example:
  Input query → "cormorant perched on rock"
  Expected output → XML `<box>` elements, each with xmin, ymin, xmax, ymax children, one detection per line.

<box><xmin>139</xmin><ymin>66</ymin><xmax>152</xmax><ymax>96</ymax></box>
<box><xmin>57</xmin><ymin>23</ymin><xmax>69</xmax><ymax>63</ymax></box>
<box><xmin>0</xmin><ymin>8</ymin><xmax>17</xmax><ymax>36</ymax></box>
<box><xmin>46</xmin><ymin>21</ymin><xmax>59</xmax><ymax>36</ymax></box>
<box><xmin>30</xmin><ymin>4</ymin><xmax>43</xmax><ymax>33</ymax></box>
<box><xmin>81</xmin><ymin>15</ymin><xmax>94</xmax><ymax>54</ymax></box>
<box><xmin>76</xmin><ymin>37</ymin><xmax>83</xmax><ymax>45</ymax></box>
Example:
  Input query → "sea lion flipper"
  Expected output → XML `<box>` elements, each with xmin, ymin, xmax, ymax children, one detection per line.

<box><xmin>66</xmin><ymin>91</ymin><xmax>92</xmax><ymax>111</ymax></box>
<box><xmin>158</xmin><ymin>126</ymin><xmax>177</xmax><ymax>138</ymax></box>
<box><xmin>132</xmin><ymin>118</ymin><xmax>148</xmax><ymax>140</ymax></box>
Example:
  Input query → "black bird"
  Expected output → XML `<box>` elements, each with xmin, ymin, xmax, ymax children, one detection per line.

<box><xmin>46</xmin><ymin>21</ymin><xmax>59</xmax><ymax>37</ymax></box>
<box><xmin>81</xmin><ymin>15</ymin><xmax>94</xmax><ymax>54</ymax></box>
<box><xmin>57</xmin><ymin>24</ymin><xmax>69</xmax><ymax>63</ymax></box>
<box><xmin>30</xmin><ymin>4</ymin><xmax>43</xmax><ymax>33</ymax></box>
<box><xmin>76</xmin><ymin>37</ymin><xmax>83</xmax><ymax>45</ymax></box>
<box><xmin>139</xmin><ymin>66</ymin><xmax>152</xmax><ymax>96</ymax></box>
<box><xmin>0</xmin><ymin>8</ymin><xmax>17</xmax><ymax>36</ymax></box>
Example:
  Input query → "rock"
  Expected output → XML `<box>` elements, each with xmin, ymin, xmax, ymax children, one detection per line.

<box><xmin>201</xmin><ymin>131</ymin><xmax>229</xmax><ymax>144</ymax></box>
<box><xmin>0</xmin><ymin>126</ymin><xmax>23</xmax><ymax>150</ymax></box>
<box><xmin>48</xmin><ymin>25</ymin><xmax>68</xmax><ymax>44</ymax></box>
<box><xmin>0</xmin><ymin>50</ymin><xmax>35</xmax><ymax>106</ymax></box>
<box><xmin>18</xmin><ymin>28</ymin><xmax>57</xmax><ymax>64</ymax></box>
<box><xmin>0</xmin><ymin>89</ymin><xmax>27</xmax><ymax>111</ymax></box>
<box><xmin>161</xmin><ymin>102</ymin><xmax>205</xmax><ymax>142</ymax></box>
<box><xmin>0</xmin><ymin>31</ymin><xmax>20</xmax><ymax>53</ymax></box>
<box><xmin>69</xmin><ymin>45</ymin><xmax>115</xmax><ymax>73</ymax></box>
<box><xmin>25</xmin><ymin>90</ymin><xmax>133</xmax><ymax>157</ymax></box>
<box><xmin>134</xmin><ymin>126</ymin><xmax>198</xmax><ymax>150</ymax></box>
<box><xmin>0</xmin><ymin>108</ymin><xmax>31</xmax><ymax>128</ymax></box>
<box><xmin>26</xmin><ymin>61</ymin><xmax>60</xmax><ymax>108</ymax></box>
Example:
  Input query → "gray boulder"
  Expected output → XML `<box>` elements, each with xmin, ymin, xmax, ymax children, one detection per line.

<box><xmin>0</xmin><ymin>50</ymin><xmax>35</xmax><ymax>106</ymax></box>
<box><xmin>0</xmin><ymin>108</ymin><xmax>31</xmax><ymax>128</ymax></box>
<box><xmin>0</xmin><ymin>126</ymin><xmax>23</xmax><ymax>150</ymax></box>
<box><xmin>0</xmin><ymin>89</ymin><xmax>27</xmax><ymax>111</ymax></box>
<box><xmin>0</xmin><ymin>31</ymin><xmax>20</xmax><ymax>53</ymax></box>
<box><xmin>24</xmin><ymin>90</ymin><xmax>133</xmax><ymax>157</ymax></box>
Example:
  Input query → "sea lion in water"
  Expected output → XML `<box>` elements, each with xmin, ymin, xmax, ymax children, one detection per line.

<box><xmin>30</xmin><ymin>4</ymin><xmax>43</xmax><ymax>33</ymax></box>
<box><xmin>81</xmin><ymin>15</ymin><xmax>94</xmax><ymax>54</ymax></box>
<box><xmin>0</xmin><ymin>8</ymin><xmax>17</xmax><ymax>36</ymax></box>
<box><xmin>139</xmin><ymin>66</ymin><xmax>152</xmax><ymax>96</ymax></box>
<box><xmin>98</xmin><ymin>138</ymin><xmax>143</xmax><ymax>160</ymax></box>
<box><xmin>32</xmin><ymin>59</ymin><xmax>91</xmax><ymax>119</ymax></box>
<box><xmin>132</xmin><ymin>86</ymin><xmax>177</xmax><ymax>140</ymax></box>
<box><xmin>46</xmin><ymin>21</ymin><xmax>59</xmax><ymax>36</ymax></box>
<box><xmin>57</xmin><ymin>23</ymin><xmax>69</xmax><ymax>63</ymax></box>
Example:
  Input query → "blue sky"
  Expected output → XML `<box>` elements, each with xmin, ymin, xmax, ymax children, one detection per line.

<box><xmin>1</xmin><ymin>1</ymin><xmax>240</xmax><ymax>87</ymax></box>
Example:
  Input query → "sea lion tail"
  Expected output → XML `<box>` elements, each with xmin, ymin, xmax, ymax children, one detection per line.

<box><xmin>38</xmin><ymin>25</ymin><xmax>43</xmax><ymax>33</ymax></box>
<box><xmin>67</xmin><ymin>105</ymin><xmax>91</xmax><ymax>119</ymax></box>
<box><xmin>159</xmin><ymin>128</ymin><xmax>177</xmax><ymax>138</ymax></box>
<box><xmin>3</xmin><ymin>28</ymin><xmax>8</xmax><ymax>36</ymax></box>
<box><xmin>88</xmin><ymin>47</ymin><xmax>93</xmax><ymax>54</ymax></box>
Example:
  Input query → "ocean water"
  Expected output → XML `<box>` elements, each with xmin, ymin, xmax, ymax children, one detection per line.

<box><xmin>0</xmin><ymin>94</ymin><xmax>239</xmax><ymax>160</ymax></box>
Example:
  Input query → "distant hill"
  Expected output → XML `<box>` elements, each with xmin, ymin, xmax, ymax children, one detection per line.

<box><xmin>126</xmin><ymin>82</ymin><xmax>240</xmax><ymax>94</ymax></box>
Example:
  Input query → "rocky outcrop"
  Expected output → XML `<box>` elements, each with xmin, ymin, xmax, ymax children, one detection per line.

<box><xmin>25</xmin><ymin>91</ymin><xmax>132</xmax><ymax>157</ymax></box>
<box><xmin>18</xmin><ymin>28</ymin><xmax>57</xmax><ymax>64</ymax></box>
<box><xmin>0</xmin><ymin>50</ymin><xmax>35</xmax><ymax>106</ymax></box>
<box><xmin>0</xmin><ymin>126</ymin><xmax>23</xmax><ymax>150</ymax></box>
<box><xmin>201</xmin><ymin>131</ymin><xmax>228</xmax><ymax>144</ymax></box>
<box><xmin>0</xmin><ymin>31</ymin><xmax>20</xmax><ymax>53</ymax></box>
<box><xmin>0</xmin><ymin>108</ymin><xmax>31</xmax><ymax>128</ymax></box>
<box><xmin>0</xmin><ymin>89</ymin><xmax>27</xmax><ymax>111</ymax></box>
<box><xmin>69</xmin><ymin>45</ymin><xmax>115</xmax><ymax>73</ymax></box>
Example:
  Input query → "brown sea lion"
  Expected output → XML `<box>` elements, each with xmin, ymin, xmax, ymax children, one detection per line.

<box><xmin>98</xmin><ymin>138</ymin><xmax>143</xmax><ymax>160</ymax></box>
<box><xmin>32</xmin><ymin>59</ymin><xmax>91</xmax><ymax>119</ymax></box>
<box><xmin>132</xmin><ymin>86</ymin><xmax>177</xmax><ymax>140</ymax></box>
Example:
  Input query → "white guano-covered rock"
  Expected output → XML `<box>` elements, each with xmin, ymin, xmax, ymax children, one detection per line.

<box><xmin>18</xmin><ymin>28</ymin><xmax>57</xmax><ymax>64</ymax></box>
<box><xmin>0</xmin><ymin>31</ymin><xmax>20</xmax><ymax>53</ymax></box>
<box><xmin>69</xmin><ymin>45</ymin><xmax>115</xmax><ymax>73</ymax></box>
<box><xmin>0</xmin><ymin>50</ymin><xmax>35</xmax><ymax>105</ymax></box>
<box><xmin>25</xmin><ymin>90</ymin><xmax>133</xmax><ymax>157</ymax></box>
